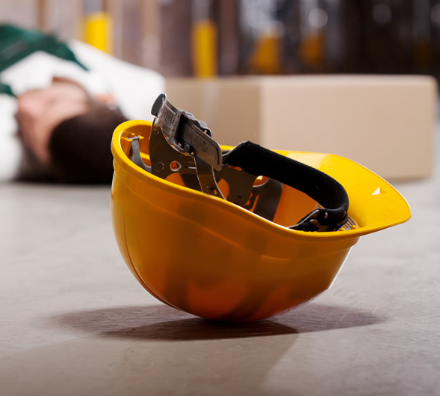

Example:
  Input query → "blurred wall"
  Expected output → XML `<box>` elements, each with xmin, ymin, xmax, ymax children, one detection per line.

<box><xmin>0</xmin><ymin>0</ymin><xmax>39</xmax><ymax>29</ymax></box>
<box><xmin>0</xmin><ymin>0</ymin><xmax>159</xmax><ymax>68</ymax></box>
<box><xmin>0</xmin><ymin>0</ymin><xmax>83</xmax><ymax>40</ymax></box>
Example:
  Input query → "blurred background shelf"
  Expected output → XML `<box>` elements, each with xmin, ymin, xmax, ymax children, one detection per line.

<box><xmin>2</xmin><ymin>0</ymin><xmax>440</xmax><ymax>79</ymax></box>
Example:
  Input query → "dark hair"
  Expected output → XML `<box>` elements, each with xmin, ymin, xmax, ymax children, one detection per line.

<box><xmin>48</xmin><ymin>102</ymin><xmax>127</xmax><ymax>184</ymax></box>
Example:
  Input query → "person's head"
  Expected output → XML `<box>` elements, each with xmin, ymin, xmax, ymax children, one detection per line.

<box><xmin>16</xmin><ymin>77</ymin><xmax>127</xmax><ymax>183</ymax></box>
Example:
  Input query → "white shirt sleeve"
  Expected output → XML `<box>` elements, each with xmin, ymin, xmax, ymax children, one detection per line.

<box><xmin>68</xmin><ymin>40</ymin><xmax>165</xmax><ymax>121</ymax></box>
<box><xmin>0</xmin><ymin>95</ymin><xmax>23</xmax><ymax>182</ymax></box>
<box><xmin>1</xmin><ymin>50</ymin><xmax>112</xmax><ymax>97</ymax></box>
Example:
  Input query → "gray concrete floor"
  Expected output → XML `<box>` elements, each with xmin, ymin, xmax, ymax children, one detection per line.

<box><xmin>1</xmin><ymin>138</ymin><xmax>439</xmax><ymax>396</ymax></box>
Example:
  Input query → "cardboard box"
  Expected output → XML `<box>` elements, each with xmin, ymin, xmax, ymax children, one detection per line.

<box><xmin>166</xmin><ymin>76</ymin><xmax>437</xmax><ymax>180</ymax></box>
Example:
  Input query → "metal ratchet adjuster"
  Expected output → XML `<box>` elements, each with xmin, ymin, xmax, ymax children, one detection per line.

<box><xmin>151</xmin><ymin>93</ymin><xmax>224</xmax><ymax>198</ymax></box>
<box><xmin>129</xmin><ymin>94</ymin><xmax>283</xmax><ymax>222</ymax></box>
<box><xmin>129</xmin><ymin>94</ymin><xmax>350</xmax><ymax>231</ymax></box>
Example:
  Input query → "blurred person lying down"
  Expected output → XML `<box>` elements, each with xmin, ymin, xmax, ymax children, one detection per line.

<box><xmin>0</xmin><ymin>24</ymin><xmax>164</xmax><ymax>184</ymax></box>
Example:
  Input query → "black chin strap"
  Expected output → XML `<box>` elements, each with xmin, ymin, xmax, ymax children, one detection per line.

<box><xmin>223</xmin><ymin>141</ymin><xmax>349</xmax><ymax>232</ymax></box>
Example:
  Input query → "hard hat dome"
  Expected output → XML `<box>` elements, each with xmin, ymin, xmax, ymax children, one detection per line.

<box><xmin>111</xmin><ymin>120</ymin><xmax>410</xmax><ymax>321</ymax></box>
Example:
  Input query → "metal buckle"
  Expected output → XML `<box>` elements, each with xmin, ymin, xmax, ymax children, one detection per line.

<box><xmin>151</xmin><ymin>93</ymin><xmax>224</xmax><ymax>199</ymax></box>
<box><xmin>129</xmin><ymin>105</ymin><xmax>283</xmax><ymax>222</ymax></box>
<box><xmin>152</xmin><ymin>94</ymin><xmax>223</xmax><ymax>171</ymax></box>
<box><xmin>148</xmin><ymin>127</ymin><xmax>283</xmax><ymax>222</ymax></box>
<box><xmin>290</xmin><ymin>209</ymin><xmax>347</xmax><ymax>232</ymax></box>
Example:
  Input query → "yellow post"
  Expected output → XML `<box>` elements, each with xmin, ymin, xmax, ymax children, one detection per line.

<box><xmin>83</xmin><ymin>0</ymin><xmax>112</xmax><ymax>54</ymax></box>
<box><xmin>192</xmin><ymin>0</ymin><xmax>217</xmax><ymax>78</ymax></box>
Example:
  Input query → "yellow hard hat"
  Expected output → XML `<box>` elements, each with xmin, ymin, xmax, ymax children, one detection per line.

<box><xmin>111</xmin><ymin>94</ymin><xmax>411</xmax><ymax>321</ymax></box>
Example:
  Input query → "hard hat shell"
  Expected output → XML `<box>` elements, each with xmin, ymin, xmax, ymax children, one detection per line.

<box><xmin>111</xmin><ymin>120</ymin><xmax>411</xmax><ymax>321</ymax></box>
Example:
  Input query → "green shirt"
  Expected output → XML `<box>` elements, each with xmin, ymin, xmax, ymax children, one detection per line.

<box><xmin>0</xmin><ymin>24</ymin><xmax>88</xmax><ymax>97</ymax></box>
<box><xmin>0</xmin><ymin>81</ymin><xmax>14</xmax><ymax>97</ymax></box>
